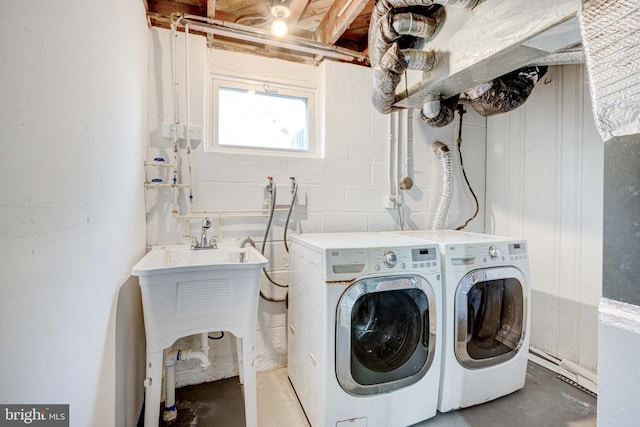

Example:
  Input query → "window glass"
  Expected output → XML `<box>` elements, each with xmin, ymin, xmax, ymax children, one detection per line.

<box><xmin>208</xmin><ymin>76</ymin><xmax>317</xmax><ymax>156</ymax></box>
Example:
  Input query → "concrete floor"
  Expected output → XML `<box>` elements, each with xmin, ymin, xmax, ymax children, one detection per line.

<box><xmin>143</xmin><ymin>361</ymin><xmax>597</xmax><ymax>427</ymax></box>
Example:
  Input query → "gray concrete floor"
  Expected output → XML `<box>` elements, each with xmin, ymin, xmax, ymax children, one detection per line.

<box><xmin>144</xmin><ymin>361</ymin><xmax>597</xmax><ymax>427</ymax></box>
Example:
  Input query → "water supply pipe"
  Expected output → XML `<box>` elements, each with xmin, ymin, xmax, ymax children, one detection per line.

<box><xmin>185</xmin><ymin>22</ymin><xmax>195</xmax><ymax>211</ymax></box>
<box><xmin>259</xmin><ymin>177</ymin><xmax>298</xmax><ymax>302</ymax></box>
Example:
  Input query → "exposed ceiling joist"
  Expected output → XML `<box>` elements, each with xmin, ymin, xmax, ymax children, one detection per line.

<box><xmin>315</xmin><ymin>0</ymin><xmax>371</xmax><ymax>45</ymax></box>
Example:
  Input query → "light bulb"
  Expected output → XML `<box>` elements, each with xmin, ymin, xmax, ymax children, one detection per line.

<box><xmin>272</xmin><ymin>17</ymin><xmax>288</xmax><ymax>37</ymax></box>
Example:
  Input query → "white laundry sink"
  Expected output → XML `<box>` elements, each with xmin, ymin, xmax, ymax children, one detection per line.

<box><xmin>132</xmin><ymin>244</ymin><xmax>267</xmax><ymax>427</ymax></box>
<box><xmin>132</xmin><ymin>244</ymin><xmax>268</xmax><ymax>351</ymax></box>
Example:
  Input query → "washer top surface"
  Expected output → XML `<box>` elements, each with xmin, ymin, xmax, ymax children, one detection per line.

<box><xmin>389</xmin><ymin>230</ymin><xmax>516</xmax><ymax>244</ymax></box>
<box><xmin>291</xmin><ymin>231</ymin><xmax>424</xmax><ymax>250</ymax></box>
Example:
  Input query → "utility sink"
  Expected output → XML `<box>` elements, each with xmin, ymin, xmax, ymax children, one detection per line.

<box><xmin>132</xmin><ymin>244</ymin><xmax>268</xmax><ymax>351</ymax></box>
<box><xmin>132</xmin><ymin>244</ymin><xmax>267</xmax><ymax>427</ymax></box>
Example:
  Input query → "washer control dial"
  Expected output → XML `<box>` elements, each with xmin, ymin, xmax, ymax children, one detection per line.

<box><xmin>383</xmin><ymin>250</ymin><xmax>398</xmax><ymax>268</ymax></box>
<box><xmin>488</xmin><ymin>245</ymin><xmax>501</xmax><ymax>259</ymax></box>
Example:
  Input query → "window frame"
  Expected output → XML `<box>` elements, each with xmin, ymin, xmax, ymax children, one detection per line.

<box><xmin>206</xmin><ymin>74</ymin><xmax>320</xmax><ymax>157</ymax></box>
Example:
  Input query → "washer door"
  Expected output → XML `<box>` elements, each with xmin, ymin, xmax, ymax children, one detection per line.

<box><xmin>336</xmin><ymin>275</ymin><xmax>437</xmax><ymax>396</ymax></box>
<box><xmin>455</xmin><ymin>267</ymin><xmax>527</xmax><ymax>369</ymax></box>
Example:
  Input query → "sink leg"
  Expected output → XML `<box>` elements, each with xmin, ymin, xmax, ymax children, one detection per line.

<box><xmin>144</xmin><ymin>349</ymin><xmax>164</xmax><ymax>427</ymax></box>
<box><xmin>241</xmin><ymin>337</ymin><xmax>257</xmax><ymax>427</ymax></box>
<box><xmin>236</xmin><ymin>337</ymin><xmax>244</xmax><ymax>384</ymax></box>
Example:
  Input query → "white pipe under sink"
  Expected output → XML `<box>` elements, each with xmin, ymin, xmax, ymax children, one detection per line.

<box><xmin>163</xmin><ymin>347</ymin><xmax>212</xmax><ymax>422</ymax></box>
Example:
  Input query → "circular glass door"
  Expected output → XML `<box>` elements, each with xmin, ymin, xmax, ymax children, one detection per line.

<box><xmin>455</xmin><ymin>267</ymin><xmax>527</xmax><ymax>369</ymax></box>
<box><xmin>351</xmin><ymin>289</ymin><xmax>422</xmax><ymax>376</ymax></box>
<box><xmin>336</xmin><ymin>275</ymin><xmax>436</xmax><ymax>396</ymax></box>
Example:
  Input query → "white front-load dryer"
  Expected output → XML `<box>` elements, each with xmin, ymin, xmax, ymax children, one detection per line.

<box><xmin>387</xmin><ymin>230</ymin><xmax>531</xmax><ymax>412</ymax></box>
<box><xmin>287</xmin><ymin>232</ymin><xmax>442</xmax><ymax>427</ymax></box>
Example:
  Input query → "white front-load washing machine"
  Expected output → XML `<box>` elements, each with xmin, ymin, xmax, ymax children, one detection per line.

<box><xmin>387</xmin><ymin>230</ymin><xmax>531</xmax><ymax>412</ymax></box>
<box><xmin>287</xmin><ymin>232</ymin><xmax>442</xmax><ymax>427</ymax></box>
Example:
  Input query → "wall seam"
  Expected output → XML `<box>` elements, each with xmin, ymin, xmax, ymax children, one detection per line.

<box><xmin>553</xmin><ymin>65</ymin><xmax>564</xmax><ymax>353</ymax></box>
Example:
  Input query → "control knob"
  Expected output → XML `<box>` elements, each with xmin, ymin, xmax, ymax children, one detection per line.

<box><xmin>488</xmin><ymin>245</ymin><xmax>501</xmax><ymax>260</ymax></box>
<box><xmin>383</xmin><ymin>250</ymin><xmax>398</xmax><ymax>268</ymax></box>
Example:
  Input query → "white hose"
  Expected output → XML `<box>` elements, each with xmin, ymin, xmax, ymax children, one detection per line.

<box><xmin>432</xmin><ymin>141</ymin><xmax>453</xmax><ymax>230</ymax></box>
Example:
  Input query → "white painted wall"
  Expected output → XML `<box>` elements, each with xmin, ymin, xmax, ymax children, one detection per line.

<box><xmin>0</xmin><ymin>1</ymin><xmax>148</xmax><ymax>426</ymax></box>
<box><xmin>145</xmin><ymin>28</ymin><xmax>487</xmax><ymax>386</ymax></box>
<box><xmin>485</xmin><ymin>65</ymin><xmax>603</xmax><ymax>372</ymax></box>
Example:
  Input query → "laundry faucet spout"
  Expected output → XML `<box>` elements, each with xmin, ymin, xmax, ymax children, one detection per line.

<box><xmin>188</xmin><ymin>218</ymin><xmax>217</xmax><ymax>249</ymax></box>
<box><xmin>201</xmin><ymin>218</ymin><xmax>212</xmax><ymax>247</ymax></box>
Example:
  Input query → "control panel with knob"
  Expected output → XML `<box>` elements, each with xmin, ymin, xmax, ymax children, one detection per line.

<box><xmin>383</xmin><ymin>250</ymin><xmax>398</xmax><ymax>268</ymax></box>
<box><xmin>488</xmin><ymin>245</ymin><xmax>501</xmax><ymax>259</ymax></box>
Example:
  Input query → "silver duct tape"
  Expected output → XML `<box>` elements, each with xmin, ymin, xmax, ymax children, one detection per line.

<box><xmin>599</xmin><ymin>297</ymin><xmax>640</xmax><ymax>335</ymax></box>
<box><xmin>579</xmin><ymin>0</ymin><xmax>640</xmax><ymax>141</ymax></box>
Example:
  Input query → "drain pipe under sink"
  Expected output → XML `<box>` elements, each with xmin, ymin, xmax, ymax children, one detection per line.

<box><xmin>163</xmin><ymin>347</ymin><xmax>212</xmax><ymax>422</ymax></box>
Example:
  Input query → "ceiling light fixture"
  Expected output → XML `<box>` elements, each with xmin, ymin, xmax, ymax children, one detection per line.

<box><xmin>269</xmin><ymin>0</ymin><xmax>291</xmax><ymax>37</ymax></box>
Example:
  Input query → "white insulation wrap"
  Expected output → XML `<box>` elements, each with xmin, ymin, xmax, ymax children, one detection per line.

<box><xmin>579</xmin><ymin>0</ymin><xmax>640</xmax><ymax>141</ymax></box>
<box><xmin>599</xmin><ymin>297</ymin><xmax>640</xmax><ymax>335</ymax></box>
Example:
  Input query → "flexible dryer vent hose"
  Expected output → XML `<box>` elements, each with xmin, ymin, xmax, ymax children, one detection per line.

<box><xmin>369</xmin><ymin>0</ymin><xmax>478</xmax><ymax>114</ymax></box>
<box><xmin>432</xmin><ymin>141</ymin><xmax>453</xmax><ymax>230</ymax></box>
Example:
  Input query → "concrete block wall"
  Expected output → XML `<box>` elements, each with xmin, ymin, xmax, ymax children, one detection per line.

<box><xmin>145</xmin><ymin>28</ymin><xmax>487</xmax><ymax>386</ymax></box>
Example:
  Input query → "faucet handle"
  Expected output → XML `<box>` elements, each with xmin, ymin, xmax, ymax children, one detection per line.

<box><xmin>184</xmin><ymin>235</ymin><xmax>199</xmax><ymax>248</ymax></box>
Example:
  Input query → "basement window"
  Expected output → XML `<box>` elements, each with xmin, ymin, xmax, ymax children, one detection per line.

<box><xmin>207</xmin><ymin>76</ymin><xmax>318</xmax><ymax>156</ymax></box>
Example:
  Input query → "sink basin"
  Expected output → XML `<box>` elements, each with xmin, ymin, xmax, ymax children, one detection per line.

<box><xmin>132</xmin><ymin>244</ymin><xmax>268</xmax><ymax>351</ymax></box>
<box><xmin>132</xmin><ymin>244</ymin><xmax>267</xmax><ymax>276</ymax></box>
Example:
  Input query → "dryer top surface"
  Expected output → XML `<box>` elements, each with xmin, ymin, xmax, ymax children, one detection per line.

<box><xmin>387</xmin><ymin>230</ymin><xmax>517</xmax><ymax>245</ymax></box>
<box><xmin>290</xmin><ymin>232</ymin><xmax>425</xmax><ymax>251</ymax></box>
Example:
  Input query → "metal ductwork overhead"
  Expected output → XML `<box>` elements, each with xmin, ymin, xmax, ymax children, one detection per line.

<box><xmin>370</xmin><ymin>0</ymin><xmax>583</xmax><ymax>117</ymax></box>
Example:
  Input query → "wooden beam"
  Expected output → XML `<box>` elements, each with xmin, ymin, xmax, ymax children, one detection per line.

<box><xmin>207</xmin><ymin>0</ymin><xmax>216</xmax><ymax>18</ymax></box>
<box><xmin>148</xmin><ymin>0</ymin><xmax>207</xmax><ymax>17</ymax></box>
<box><xmin>286</xmin><ymin>0</ymin><xmax>310</xmax><ymax>32</ymax></box>
<box><xmin>314</xmin><ymin>0</ymin><xmax>371</xmax><ymax>45</ymax></box>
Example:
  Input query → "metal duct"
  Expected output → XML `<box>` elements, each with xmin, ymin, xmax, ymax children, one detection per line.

<box><xmin>369</xmin><ymin>0</ymin><xmax>478</xmax><ymax>114</ymax></box>
<box><xmin>421</xmin><ymin>94</ymin><xmax>459</xmax><ymax>127</ymax></box>
<box><xmin>464</xmin><ymin>66</ymin><xmax>548</xmax><ymax>117</ymax></box>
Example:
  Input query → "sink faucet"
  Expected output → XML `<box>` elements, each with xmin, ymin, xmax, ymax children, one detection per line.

<box><xmin>187</xmin><ymin>218</ymin><xmax>217</xmax><ymax>249</ymax></box>
<box><xmin>201</xmin><ymin>218</ymin><xmax>212</xmax><ymax>247</ymax></box>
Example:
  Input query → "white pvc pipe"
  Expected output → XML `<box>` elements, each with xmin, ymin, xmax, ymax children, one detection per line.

<box><xmin>388</xmin><ymin>112</ymin><xmax>400</xmax><ymax>207</ymax></box>
<box><xmin>185</xmin><ymin>350</ymin><xmax>211</xmax><ymax>367</ymax></box>
<box><xmin>185</xmin><ymin>22</ymin><xmax>191</xmax><ymax>153</ymax></box>
<box><xmin>200</xmin><ymin>332</ymin><xmax>210</xmax><ymax>356</ymax></box>
<box><xmin>163</xmin><ymin>351</ymin><xmax>179</xmax><ymax>423</ymax></box>
<box><xmin>169</xmin><ymin>23</ymin><xmax>181</xmax><ymax>216</ymax></box>
<box><xmin>178</xmin><ymin>15</ymin><xmax>367</xmax><ymax>62</ymax></box>
<box><xmin>402</xmin><ymin>110</ymin><xmax>413</xmax><ymax>180</ymax></box>
<box><xmin>184</xmin><ymin>22</ymin><xmax>196</xmax><ymax>216</ymax></box>
<box><xmin>162</xmin><ymin>347</ymin><xmax>212</xmax><ymax>422</ymax></box>
<box><xmin>170</xmin><ymin>22</ymin><xmax>180</xmax><ymax>128</ymax></box>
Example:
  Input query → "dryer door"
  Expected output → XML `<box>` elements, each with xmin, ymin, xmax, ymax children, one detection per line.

<box><xmin>336</xmin><ymin>275</ymin><xmax>437</xmax><ymax>396</ymax></box>
<box><xmin>455</xmin><ymin>266</ymin><xmax>527</xmax><ymax>369</ymax></box>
